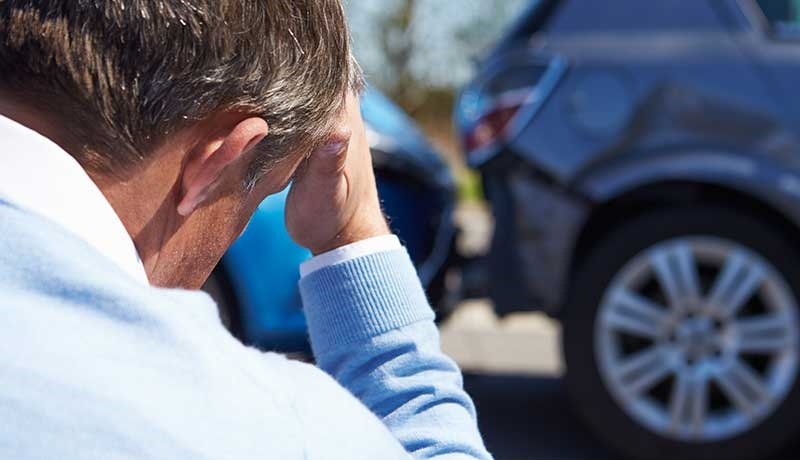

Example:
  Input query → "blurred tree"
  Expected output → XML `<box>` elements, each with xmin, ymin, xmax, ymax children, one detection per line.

<box><xmin>346</xmin><ymin>0</ymin><xmax>530</xmax><ymax>199</ymax></box>
<box><xmin>346</xmin><ymin>0</ymin><xmax>530</xmax><ymax>114</ymax></box>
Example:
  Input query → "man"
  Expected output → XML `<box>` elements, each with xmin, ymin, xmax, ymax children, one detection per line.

<box><xmin>0</xmin><ymin>1</ymin><xmax>493</xmax><ymax>459</ymax></box>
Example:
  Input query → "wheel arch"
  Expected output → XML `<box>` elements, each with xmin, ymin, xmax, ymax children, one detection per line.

<box><xmin>564</xmin><ymin>150</ymin><xmax>800</xmax><ymax>314</ymax></box>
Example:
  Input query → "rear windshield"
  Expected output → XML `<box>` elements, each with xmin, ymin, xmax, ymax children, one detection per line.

<box><xmin>757</xmin><ymin>0</ymin><xmax>800</xmax><ymax>34</ymax></box>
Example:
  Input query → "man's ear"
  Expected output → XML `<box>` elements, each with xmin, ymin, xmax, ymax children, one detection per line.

<box><xmin>177</xmin><ymin>117</ymin><xmax>269</xmax><ymax>216</ymax></box>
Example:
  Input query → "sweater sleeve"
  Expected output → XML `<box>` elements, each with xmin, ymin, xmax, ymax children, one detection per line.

<box><xmin>299</xmin><ymin>247</ymin><xmax>493</xmax><ymax>460</ymax></box>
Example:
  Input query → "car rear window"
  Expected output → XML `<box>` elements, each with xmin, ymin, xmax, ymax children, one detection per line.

<box><xmin>757</xmin><ymin>0</ymin><xmax>800</xmax><ymax>34</ymax></box>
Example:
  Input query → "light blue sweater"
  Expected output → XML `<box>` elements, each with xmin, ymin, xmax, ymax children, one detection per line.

<box><xmin>0</xmin><ymin>199</ymin><xmax>492</xmax><ymax>460</ymax></box>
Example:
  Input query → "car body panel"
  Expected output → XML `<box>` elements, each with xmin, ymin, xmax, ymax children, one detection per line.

<box><xmin>511</xmin><ymin>6</ymin><xmax>784</xmax><ymax>181</ymax></box>
<box><xmin>361</xmin><ymin>89</ymin><xmax>447</xmax><ymax>176</ymax></box>
<box><xmin>456</xmin><ymin>0</ymin><xmax>800</xmax><ymax>315</ymax></box>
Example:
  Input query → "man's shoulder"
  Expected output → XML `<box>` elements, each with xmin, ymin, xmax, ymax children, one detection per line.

<box><xmin>0</xmin><ymin>198</ymin><xmax>196</xmax><ymax>326</ymax></box>
<box><xmin>0</xmin><ymin>198</ymin><xmax>136</xmax><ymax>289</ymax></box>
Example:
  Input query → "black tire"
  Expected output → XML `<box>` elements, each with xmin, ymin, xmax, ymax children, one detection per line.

<box><xmin>201</xmin><ymin>266</ymin><xmax>243</xmax><ymax>339</ymax></box>
<box><xmin>563</xmin><ymin>205</ymin><xmax>800</xmax><ymax>460</ymax></box>
<box><xmin>427</xmin><ymin>263</ymin><xmax>459</xmax><ymax>324</ymax></box>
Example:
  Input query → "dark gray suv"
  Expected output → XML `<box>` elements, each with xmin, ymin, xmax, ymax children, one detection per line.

<box><xmin>455</xmin><ymin>1</ymin><xmax>800</xmax><ymax>459</ymax></box>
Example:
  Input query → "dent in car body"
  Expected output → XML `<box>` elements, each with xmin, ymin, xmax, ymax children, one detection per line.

<box><xmin>475</xmin><ymin>0</ymin><xmax>800</xmax><ymax>315</ymax></box>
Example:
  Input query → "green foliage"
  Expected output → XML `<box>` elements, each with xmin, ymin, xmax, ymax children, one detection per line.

<box><xmin>456</xmin><ymin>168</ymin><xmax>485</xmax><ymax>202</ymax></box>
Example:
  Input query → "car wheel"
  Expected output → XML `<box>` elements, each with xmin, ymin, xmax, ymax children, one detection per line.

<box><xmin>202</xmin><ymin>266</ymin><xmax>242</xmax><ymax>338</ymax></box>
<box><xmin>563</xmin><ymin>205</ymin><xmax>800</xmax><ymax>460</ymax></box>
<box><xmin>426</xmin><ymin>262</ymin><xmax>459</xmax><ymax>323</ymax></box>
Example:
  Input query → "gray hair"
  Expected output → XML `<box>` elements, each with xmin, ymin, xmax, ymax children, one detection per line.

<box><xmin>0</xmin><ymin>0</ymin><xmax>357</xmax><ymax>180</ymax></box>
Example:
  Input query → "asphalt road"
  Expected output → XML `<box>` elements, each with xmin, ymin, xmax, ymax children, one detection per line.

<box><xmin>464</xmin><ymin>372</ymin><xmax>800</xmax><ymax>460</ymax></box>
<box><xmin>464</xmin><ymin>374</ymin><xmax>613</xmax><ymax>460</ymax></box>
<box><xmin>440</xmin><ymin>302</ymin><xmax>615</xmax><ymax>459</ymax></box>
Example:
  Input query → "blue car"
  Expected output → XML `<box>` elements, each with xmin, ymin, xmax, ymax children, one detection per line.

<box><xmin>203</xmin><ymin>88</ymin><xmax>457</xmax><ymax>352</ymax></box>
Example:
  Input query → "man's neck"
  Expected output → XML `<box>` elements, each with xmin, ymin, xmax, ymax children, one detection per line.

<box><xmin>0</xmin><ymin>96</ymin><xmax>189</xmax><ymax>286</ymax></box>
<box><xmin>0</xmin><ymin>94</ymin><xmax>78</xmax><ymax>160</ymax></box>
<box><xmin>95</xmin><ymin>157</ymin><xmax>180</xmax><ymax>282</ymax></box>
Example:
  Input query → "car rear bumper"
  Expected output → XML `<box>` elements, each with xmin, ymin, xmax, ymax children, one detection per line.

<box><xmin>483</xmin><ymin>164</ymin><xmax>588</xmax><ymax>315</ymax></box>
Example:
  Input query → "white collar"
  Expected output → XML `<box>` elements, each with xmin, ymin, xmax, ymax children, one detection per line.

<box><xmin>0</xmin><ymin>115</ymin><xmax>149</xmax><ymax>284</ymax></box>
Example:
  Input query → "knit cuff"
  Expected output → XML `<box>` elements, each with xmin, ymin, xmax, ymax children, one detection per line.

<box><xmin>299</xmin><ymin>247</ymin><xmax>435</xmax><ymax>353</ymax></box>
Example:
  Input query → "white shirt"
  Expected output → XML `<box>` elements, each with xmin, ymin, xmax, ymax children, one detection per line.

<box><xmin>0</xmin><ymin>115</ymin><xmax>399</xmax><ymax>284</ymax></box>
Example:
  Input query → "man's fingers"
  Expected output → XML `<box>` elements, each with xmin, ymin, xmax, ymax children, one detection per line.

<box><xmin>305</xmin><ymin>139</ymin><xmax>349</xmax><ymax>179</ymax></box>
<box><xmin>284</xmin><ymin>92</ymin><xmax>390</xmax><ymax>254</ymax></box>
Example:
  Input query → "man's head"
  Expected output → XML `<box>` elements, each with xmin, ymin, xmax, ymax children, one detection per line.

<box><xmin>0</xmin><ymin>0</ymin><xmax>361</xmax><ymax>287</ymax></box>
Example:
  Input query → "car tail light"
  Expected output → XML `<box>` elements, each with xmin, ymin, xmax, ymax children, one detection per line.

<box><xmin>463</xmin><ymin>88</ymin><xmax>533</xmax><ymax>153</ymax></box>
<box><xmin>456</xmin><ymin>55</ymin><xmax>567</xmax><ymax>167</ymax></box>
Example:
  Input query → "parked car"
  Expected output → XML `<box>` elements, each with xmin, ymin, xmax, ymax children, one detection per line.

<box><xmin>455</xmin><ymin>1</ymin><xmax>800</xmax><ymax>459</ymax></box>
<box><xmin>203</xmin><ymin>87</ymin><xmax>457</xmax><ymax>352</ymax></box>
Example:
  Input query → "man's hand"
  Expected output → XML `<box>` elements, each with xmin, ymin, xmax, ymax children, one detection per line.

<box><xmin>285</xmin><ymin>92</ymin><xmax>390</xmax><ymax>255</ymax></box>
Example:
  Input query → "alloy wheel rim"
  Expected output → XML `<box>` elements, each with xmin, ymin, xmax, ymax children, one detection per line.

<box><xmin>595</xmin><ymin>237</ymin><xmax>800</xmax><ymax>442</ymax></box>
